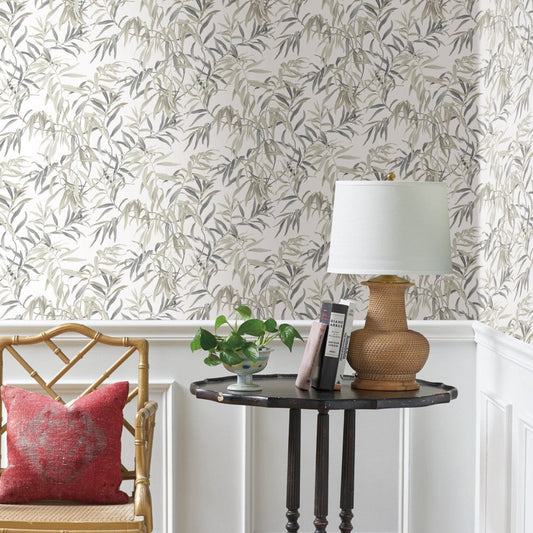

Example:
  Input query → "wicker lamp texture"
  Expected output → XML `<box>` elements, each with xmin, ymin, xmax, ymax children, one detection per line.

<box><xmin>328</xmin><ymin>179</ymin><xmax>452</xmax><ymax>391</ymax></box>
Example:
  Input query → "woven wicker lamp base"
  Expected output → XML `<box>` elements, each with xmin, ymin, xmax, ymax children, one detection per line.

<box><xmin>348</xmin><ymin>275</ymin><xmax>429</xmax><ymax>391</ymax></box>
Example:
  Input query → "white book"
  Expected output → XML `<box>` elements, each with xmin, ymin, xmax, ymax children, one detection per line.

<box><xmin>295</xmin><ymin>320</ymin><xmax>327</xmax><ymax>390</ymax></box>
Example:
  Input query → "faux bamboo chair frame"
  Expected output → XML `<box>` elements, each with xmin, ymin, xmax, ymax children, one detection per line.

<box><xmin>0</xmin><ymin>323</ymin><xmax>157</xmax><ymax>533</ymax></box>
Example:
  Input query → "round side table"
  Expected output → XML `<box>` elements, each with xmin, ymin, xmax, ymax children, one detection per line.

<box><xmin>190</xmin><ymin>374</ymin><xmax>458</xmax><ymax>533</ymax></box>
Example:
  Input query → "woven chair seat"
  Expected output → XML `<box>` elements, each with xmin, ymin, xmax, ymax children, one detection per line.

<box><xmin>0</xmin><ymin>501</ymin><xmax>145</xmax><ymax>531</ymax></box>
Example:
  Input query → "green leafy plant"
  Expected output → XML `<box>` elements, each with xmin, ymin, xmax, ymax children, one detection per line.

<box><xmin>190</xmin><ymin>305</ymin><xmax>303</xmax><ymax>366</ymax></box>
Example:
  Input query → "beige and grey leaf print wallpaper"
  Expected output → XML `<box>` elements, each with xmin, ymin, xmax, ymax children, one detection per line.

<box><xmin>0</xmin><ymin>0</ymin><xmax>530</xmax><ymax>342</ymax></box>
<box><xmin>477</xmin><ymin>1</ymin><xmax>533</xmax><ymax>342</ymax></box>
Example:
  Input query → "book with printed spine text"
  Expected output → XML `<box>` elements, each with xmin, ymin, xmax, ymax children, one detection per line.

<box><xmin>311</xmin><ymin>301</ymin><xmax>349</xmax><ymax>391</ymax></box>
<box><xmin>334</xmin><ymin>299</ymin><xmax>357</xmax><ymax>390</ymax></box>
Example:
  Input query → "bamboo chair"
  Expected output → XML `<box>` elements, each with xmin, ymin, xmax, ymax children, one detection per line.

<box><xmin>0</xmin><ymin>323</ymin><xmax>157</xmax><ymax>533</ymax></box>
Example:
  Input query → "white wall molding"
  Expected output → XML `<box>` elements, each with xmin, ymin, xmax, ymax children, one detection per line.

<box><xmin>516</xmin><ymin>415</ymin><xmax>533</xmax><ymax>533</ymax></box>
<box><xmin>243</xmin><ymin>406</ymin><xmax>255</xmax><ymax>533</ymax></box>
<box><xmin>475</xmin><ymin>323</ymin><xmax>533</xmax><ymax>533</ymax></box>
<box><xmin>0</xmin><ymin>318</ymin><xmax>476</xmax><ymax>341</ymax></box>
<box><xmin>408</xmin><ymin>319</ymin><xmax>475</xmax><ymax>343</ymax></box>
<box><xmin>478</xmin><ymin>392</ymin><xmax>513</xmax><ymax>533</ymax></box>
<box><xmin>158</xmin><ymin>381</ymin><xmax>179</xmax><ymax>533</ymax></box>
<box><xmin>474</xmin><ymin>321</ymin><xmax>533</xmax><ymax>374</ymax></box>
<box><xmin>398</xmin><ymin>408</ymin><xmax>411</xmax><ymax>533</ymax></box>
<box><xmin>0</xmin><ymin>320</ymin><xmax>205</xmax><ymax>343</ymax></box>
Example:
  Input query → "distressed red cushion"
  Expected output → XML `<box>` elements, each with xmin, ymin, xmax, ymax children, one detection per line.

<box><xmin>0</xmin><ymin>381</ymin><xmax>129</xmax><ymax>504</ymax></box>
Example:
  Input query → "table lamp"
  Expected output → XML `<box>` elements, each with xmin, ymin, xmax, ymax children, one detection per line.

<box><xmin>327</xmin><ymin>175</ymin><xmax>452</xmax><ymax>391</ymax></box>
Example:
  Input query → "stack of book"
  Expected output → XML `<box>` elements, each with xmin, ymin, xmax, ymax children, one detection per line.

<box><xmin>295</xmin><ymin>299</ymin><xmax>356</xmax><ymax>391</ymax></box>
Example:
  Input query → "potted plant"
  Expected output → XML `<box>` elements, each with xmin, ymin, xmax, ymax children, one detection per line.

<box><xmin>190</xmin><ymin>305</ymin><xmax>303</xmax><ymax>391</ymax></box>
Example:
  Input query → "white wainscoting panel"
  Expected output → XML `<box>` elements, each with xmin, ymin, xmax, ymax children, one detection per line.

<box><xmin>0</xmin><ymin>319</ymin><xmax>476</xmax><ymax>533</ymax></box>
<box><xmin>475</xmin><ymin>322</ymin><xmax>533</xmax><ymax>533</ymax></box>
<box><xmin>516</xmin><ymin>416</ymin><xmax>533</xmax><ymax>533</ymax></box>
<box><xmin>406</xmin><ymin>321</ymin><xmax>477</xmax><ymax>533</ymax></box>
<box><xmin>478</xmin><ymin>393</ymin><xmax>512</xmax><ymax>533</ymax></box>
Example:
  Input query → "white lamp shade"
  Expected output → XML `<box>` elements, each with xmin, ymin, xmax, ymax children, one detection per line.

<box><xmin>327</xmin><ymin>181</ymin><xmax>452</xmax><ymax>275</ymax></box>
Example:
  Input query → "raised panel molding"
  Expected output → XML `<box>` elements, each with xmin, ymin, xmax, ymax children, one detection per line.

<box><xmin>398</xmin><ymin>408</ymin><xmax>411</xmax><ymax>533</ymax></box>
<box><xmin>475</xmin><ymin>322</ymin><xmax>533</xmax><ymax>533</ymax></box>
<box><xmin>478</xmin><ymin>392</ymin><xmax>512</xmax><ymax>533</ymax></box>
<box><xmin>516</xmin><ymin>416</ymin><xmax>533</xmax><ymax>533</ymax></box>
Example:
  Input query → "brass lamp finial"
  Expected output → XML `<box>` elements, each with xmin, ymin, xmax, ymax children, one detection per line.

<box><xmin>386</xmin><ymin>172</ymin><xmax>396</xmax><ymax>181</ymax></box>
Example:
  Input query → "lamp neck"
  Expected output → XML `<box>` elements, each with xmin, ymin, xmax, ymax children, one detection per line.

<box><xmin>361</xmin><ymin>277</ymin><xmax>413</xmax><ymax>332</ymax></box>
<box><xmin>367</xmin><ymin>274</ymin><xmax>412</xmax><ymax>284</ymax></box>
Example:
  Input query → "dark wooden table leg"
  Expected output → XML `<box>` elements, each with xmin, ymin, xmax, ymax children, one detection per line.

<box><xmin>286</xmin><ymin>408</ymin><xmax>301</xmax><ymax>533</ymax></box>
<box><xmin>339</xmin><ymin>409</ymin><xmax>356</xmax><ymax>532</ymax></box>
<box><xmin>314</xmin><ymin>408</ymin><xmax>329</xmax><ymax>533</ymax></box>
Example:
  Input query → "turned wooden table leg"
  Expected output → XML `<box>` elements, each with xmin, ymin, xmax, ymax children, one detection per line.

<box><xmin>339</xmin><ymin>409</ymin><xmax>356</xmax><ymax>532</ymax></box>
<box><xmin>314</xmin><ymin>408</ymin><xmax>329</xmax><ymax>533</ymax></box>
<box><xmin>286</xmin><ymin>408</ymin><xmax>301</xmax><ymax>533</ymax></box>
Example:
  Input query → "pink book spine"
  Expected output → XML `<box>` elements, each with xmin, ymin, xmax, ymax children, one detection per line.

<box><xmin>295</xmin><ymin>320</ymin><xmax>327</xmax><ymax>390</ymax></box>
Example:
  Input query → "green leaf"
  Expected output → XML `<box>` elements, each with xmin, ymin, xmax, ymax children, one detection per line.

<box><xmin>204</xmin><ymin>354</ymin><xmax>222</xmax><ymax>366</ymax></box>
<box><xmin>279</xmin><ymin>324</ymin><xmax>303</xmax><ymax>351</ymax></box>
<box><xmin>242</xmin><ymin>342</ymin><xmax>259</xmax><ymax>362</ymax></box>
<box><xmin>191</xmin><ymin>328</ymin><xmax>218</xmax><ymax>352</ymax></box>
<box><xmin>222</xmin><ymin>331</ymin><xmax>245</xmax><ymax>351</ymax></box>
<box><xmin>264</xmin><ymin>318</ymin><xmax>277</xmax><ymax>332</ymax></box>
<box><xmin>215</xmin><ymin>315</ymin><xmax>228</xmax><ymax>330</ymax></box>
<box><xmin>190</xmin><ymin>330</ymin><xmax>202</xmax><ymax>351</ymax></box>
<box><xmin>220</xmin><ymin>351</ymin><xmax>242</xmax><ymax>366</ymax></box>
<box><xmin>238</xmin><ymin>319</ymin><xmax>266</xmax><ymax>337</ymax></box>
<box><xmin>235</xmin><ymin>305</ymin><xmax>252</xmax><ymax>320</ymax></box>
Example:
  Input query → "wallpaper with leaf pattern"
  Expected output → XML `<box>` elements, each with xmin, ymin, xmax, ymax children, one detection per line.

<box><xmin>0</xmin><ymin>0</ymin><xmax>528</xmax><ymax>342</ymax></box>
<box><xmin>476</xmin><ymin>0</ymin><xmax>533</xmax><ymax>342</ymax></box>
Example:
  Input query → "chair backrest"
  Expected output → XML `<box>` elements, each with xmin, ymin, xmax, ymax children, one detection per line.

<box><xmin>0</xmin><ymin>323</ymin><xmax>149</xmax><ymax>482</ymax></box>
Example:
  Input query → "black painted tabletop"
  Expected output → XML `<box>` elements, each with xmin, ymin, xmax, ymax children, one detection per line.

<box><xmin>190</xmin><ymin>374</ymin><xmax>458</xmax><ymax>411</ymax></box>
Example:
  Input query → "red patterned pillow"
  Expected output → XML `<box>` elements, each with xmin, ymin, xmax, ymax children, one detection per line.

<box><xmin>0</xmin><ymin>381</ymin><xmax>129</xmax><ymax>504</ymax></box>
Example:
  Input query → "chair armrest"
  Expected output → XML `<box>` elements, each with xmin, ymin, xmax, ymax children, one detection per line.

<box><xmin>136</xmin><ymin>401</ymin><xmax>158</xmax><ymax>439</ymax></box>
<box><xmin>134</xmin><ymin>400</ymin><xmax>158</xmax><ymax>533</ymax></box>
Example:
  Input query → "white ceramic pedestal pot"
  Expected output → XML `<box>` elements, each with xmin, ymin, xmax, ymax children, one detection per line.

<box><xmin>224</xmin><ymin>348</ymin><xmax>272</xmax><ymax>392</ymax></box>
